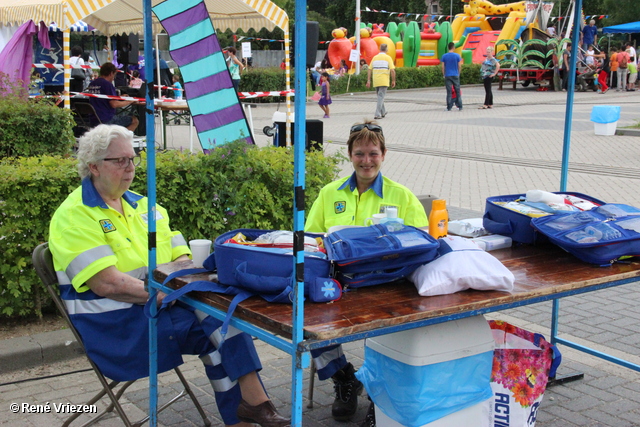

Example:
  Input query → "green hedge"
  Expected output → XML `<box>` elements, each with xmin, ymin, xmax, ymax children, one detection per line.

<box><xmin>240</xmin><ymin>64</ymin><xmax>482</xmax><ymax>103</ymax></box>
<box><xmin>0</xmin><ymin>143</ymin><xmax>344</xmax><ymax>318</ymax></box>
<box><xmin>0</xmin><ymin>73</ymin><xmax>76</xmax><ymax>158</ymax></box>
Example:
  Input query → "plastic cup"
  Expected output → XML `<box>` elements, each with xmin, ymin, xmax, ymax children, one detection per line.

<box><xmin>189</xmin><ymin>239</ymin><xmax>212</xmax><ymax>268</ymax></box>
<box><xmin>364</xmin><ymin>213</ymin><xmax>386</xmax><ymax>226</ymax></box>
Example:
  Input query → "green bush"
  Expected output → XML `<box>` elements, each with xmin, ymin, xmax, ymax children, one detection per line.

<box><xmin>0</xmin><ymin>143</ymin><xmax>344</xmax><ymax>318</ymax></box>
<box><xmin>0</xmin><ymin>73</ymin><xmax>76</xmax><ymax>158</ymax></box>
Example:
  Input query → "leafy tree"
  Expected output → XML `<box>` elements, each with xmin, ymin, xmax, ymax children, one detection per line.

<box><xmin>601</xmin><ymin>0</ymin><xmax>640</xmax><ymax>26</ymax></box>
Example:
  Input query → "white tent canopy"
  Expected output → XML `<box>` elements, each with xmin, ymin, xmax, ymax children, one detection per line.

<box><xmin>0</xmin><ymin>0</ymin><xmax>290</xmax><ymax>111</ymax></box>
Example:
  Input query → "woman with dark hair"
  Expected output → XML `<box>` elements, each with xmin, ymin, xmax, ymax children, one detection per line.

<box><xmin>226</xmin><ymin>47</ymin><xmax>245</xmax><ymax>92</ymax></box>
<box><xmin>70</xmin><ymin>45</ymin><xmax>87</xmax><ymax>93</ymax></box>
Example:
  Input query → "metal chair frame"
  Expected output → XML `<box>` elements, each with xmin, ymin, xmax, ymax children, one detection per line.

<box><xmin>32</xmin><ymin>242</ymin><xmax>211</xmax><ymax>427</ymax></box>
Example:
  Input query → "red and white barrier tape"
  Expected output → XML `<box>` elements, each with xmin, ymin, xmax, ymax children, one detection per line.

<box><xmin>32</xmin><ymin>63</ymin><xmax>99</xmax><ymax>70</ymax></box>
<box><xmin>238</xmin><ymin>89</ymin><xmax>294</xmax><ymax>99</ymax></box>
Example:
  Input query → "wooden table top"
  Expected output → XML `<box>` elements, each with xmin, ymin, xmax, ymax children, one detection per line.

<box><xmin>154</xmin><ymin>244</ymin><xmax>640</xmax><ymax>342</ymax></box>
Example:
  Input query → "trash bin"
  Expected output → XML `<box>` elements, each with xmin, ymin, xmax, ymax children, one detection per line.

<box><xmin>590</xmin><ymin>105</ymin><xmax>620</xmax><ymax>136</ymax></box>
<box><xmin>356</xmin><ymin>315</ymin><xmax>494</xmax><ymax>427</ymax></box>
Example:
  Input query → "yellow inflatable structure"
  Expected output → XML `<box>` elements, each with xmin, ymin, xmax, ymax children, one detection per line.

<box><xmin>452</xmin><ymin>0</ymin><xmax>538</xmax><ymax>61</ymax></box>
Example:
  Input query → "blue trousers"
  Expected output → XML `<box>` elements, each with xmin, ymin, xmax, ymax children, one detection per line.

<box><xmin>170</xmin><ymin>303</ymin><xmax>263</xmax><ymax>425</ymax></box>
<box><xmin>311</xmin><ymin>344</ymin><xmax>347</xmax><ymax>381</ymax></box>
<box><xmin>445</xmin><ymin>75</ymin><xmax>462</xmax><ymax>110</ymax></box>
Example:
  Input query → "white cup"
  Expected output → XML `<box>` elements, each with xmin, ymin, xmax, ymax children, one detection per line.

<box><xmin>364</xmin><ymin>213</ymin><xmax>386</xmax><ymax>226</ymax></box>
<box><xmin>189</xmin><ymin>239</ymin><xmax>212</xmax><ymax>268</ymax></box>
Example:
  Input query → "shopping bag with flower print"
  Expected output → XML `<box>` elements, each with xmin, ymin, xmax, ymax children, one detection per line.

<box><xmin>488</xmin><ymin>320</ymin><xmax>562</xmax><ymax>427</ymax></box>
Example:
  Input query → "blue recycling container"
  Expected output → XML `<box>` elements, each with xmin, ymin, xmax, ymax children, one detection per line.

<box><xmin>590</xmin><ymin>105</ymin><xmax>620</xmax><ymax>124</ymax></box>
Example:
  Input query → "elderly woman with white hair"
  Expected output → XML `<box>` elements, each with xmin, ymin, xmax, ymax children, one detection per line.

<box><xmin>49</xmin><ymin>125</ymin><xmax>290</xmax><ymax>427</ymax></box>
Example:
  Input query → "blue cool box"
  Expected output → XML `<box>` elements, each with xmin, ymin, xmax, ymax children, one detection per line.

<box><xmin>483</xmin><ymin>192</ymin><xmax>606</xmax><ymax>244</ymax></box>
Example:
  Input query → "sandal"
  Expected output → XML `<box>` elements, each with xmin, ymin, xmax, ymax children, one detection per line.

<box><xmin>487</xmin><ymin>106</ymin><xmax>493</xmax><ymax>109</ymax></box>
<box><xmin>478</xmin><ymin>106</ymin><xmax>487</xmax><ymax>109</ymax></box>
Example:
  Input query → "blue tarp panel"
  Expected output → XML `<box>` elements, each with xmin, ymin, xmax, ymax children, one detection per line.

<box><xmin>603</xmin><ymin>21</ymin><xmax>640</xmax><ymax>34</ymax></box>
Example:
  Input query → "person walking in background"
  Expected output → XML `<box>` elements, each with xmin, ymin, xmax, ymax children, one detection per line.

<box><xmin>225</xmin><ymin>47</ymin><xmax>244</xmax><ymax>93</ymax></box>
<box><xmin>625</xmin><ymin>43</ymin><xmax>637</xmax><ymax>90</ymax></box>
<box><xmin>592</xmin><ymin>49</ymin><xmax>610</xmax><ymax>94</ymax></box>
<box><xmin>616</xmin><ymin>47</ymin><xmax>629</xmax><ymax>92</ymax></box>
<box><xmin>172</xmin><ymin>75</ymin><xmax>183</xmax><ymax>99</ymax></box>
<box><xmin>609</xmin><ymin>47</ymin><xmax>619</xmax><ymax>89</ymax></box>
<box><xmin>442</xmin><ymin>42</ymin><xmax>463</xmax><ymax>111</ymax></box>
<box><xmin>366</xmin><ymin>43</ymin><xmax>396</xmax><ymax>119</ymax></box>
<box><xmin>561</xmin><ymin>42</ymin><xmax>572</xmax><ymax>91</ymax></box>
<box><xmin>582</xmin><ymin>19</ymin><xmax>598</xmax><ymax>51</ymax></box>
<box><xmin>69</xmin><ymin>45</ymin><xmax>87</xmax><ymax>94</ymax></box>
<box><xmin>480</xmin><ymin>46</ymin><xmax>500</xmax><ymax>109</ymax></box>
<box><xmin>318</xmin><ymin>72</ymin><xmax>332</xmax><ymax>118</ymax></box>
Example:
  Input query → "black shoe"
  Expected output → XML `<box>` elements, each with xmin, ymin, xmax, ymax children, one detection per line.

<box><xmin>360</xmin><ymin>401</ymin><xmax>376</xmax><ymax>427</ymax></box>
<box><xmin>331</xmin><ymin>362</ymin><xmax>363</xmax><ymax>421</ymax></box>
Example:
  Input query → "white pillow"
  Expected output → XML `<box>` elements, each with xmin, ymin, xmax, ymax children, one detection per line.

<box><xmin>410</xmin><ymin>236</ymin><xmax>514</xmax><ymax>297</ymax></box>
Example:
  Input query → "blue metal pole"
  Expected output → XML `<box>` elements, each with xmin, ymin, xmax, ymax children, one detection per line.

<box><xmin>292</xmin><ymin>0</ymin><xmax>308</xmax><ymax>425</ymax></box>
<box><xmin>143</xmin><ymin>0</ymin><xmax>158</xmax><ymax>425</ymax></box>
<box><xmin>559</xmin><ymin>0</ymin><xmax>582</xmax><ymax>191</ymax></box>
<box><xmin>555</xmin><ymin>0</ymin><xmax>583</xmax><ymax>359</ymax></box>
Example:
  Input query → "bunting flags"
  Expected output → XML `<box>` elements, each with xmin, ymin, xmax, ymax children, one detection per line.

<box><xmin>359</xmin><ymin>8</ymin><xmax>608</xmax><ymax>22</ymax></box>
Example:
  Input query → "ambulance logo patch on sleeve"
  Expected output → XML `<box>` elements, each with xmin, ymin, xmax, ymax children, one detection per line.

<box><xmin>334</xmin><ymin>201</ymin><xmax>346</xmax><ymax>214</ymax></box>
<box><xmin>99</xmin><ymin>219</ymin><xmax>116</xmax><ymax>233</ymax></box>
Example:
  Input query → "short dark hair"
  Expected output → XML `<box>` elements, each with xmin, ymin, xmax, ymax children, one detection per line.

<box><xmin>100</xmin><ymin>62</ymin><xmax>117</xmax><ymax>77</ymax></box>
<box><xmin>227</xmin><ymin>47</ymin><xmax>237</xmax><ymax>55</ymax></box>
<box><xmin>448</xmin><ymin>42</ymin><xmax>455</xmax><ymax>50</ymax></box>
<box><xmin>71</xmin><ymin>45</ymin><xmax>83</xmax><ymax>57</ymax></box>
<box><xmin>347</xmin><ymin>120</ymin><xmax>386</xmax><ymax>156</ymax></box>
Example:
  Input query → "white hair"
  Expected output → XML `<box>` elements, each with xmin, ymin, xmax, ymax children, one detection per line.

<box><xmin>76</xmin><ymin>125</ymin><xmax>133</xmax><ymax>179</ymax></box>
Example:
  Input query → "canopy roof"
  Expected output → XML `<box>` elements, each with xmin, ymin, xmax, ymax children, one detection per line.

<box><xmin>603</xmin><ymin>21</ymin><xmax>640</xmax><ymax>34</ymax></box>
<box><xmin>0</xmin><ymin>0</ymin><xmax>287</xmax><ymax>34</ymax></box>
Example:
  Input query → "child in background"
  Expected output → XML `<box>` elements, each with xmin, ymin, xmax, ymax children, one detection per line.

<box><xmin>318</xmin><ymin>72</ymin><xmax>332</xmax><ymax>118</ymax></box>
<box><xmin>172</xmin><ymin>75</ymin><xmax>183</xmax><ymax>99</ymax></box>
<box><xmin>585</xmin><ymin>45</ymin><xmax>595</xmax><ymax>67</ymax></box>
<box><xmin>129</xmin><ymin>70</ymin><xmax>143</xmax><ymax>88</ymax></box>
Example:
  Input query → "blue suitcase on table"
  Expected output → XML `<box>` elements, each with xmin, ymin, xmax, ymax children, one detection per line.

<box><xmin>531</xmin><ymin>204</ymin><xmax>640</xmax><ymax>266</ymax></box>
<box><xmin>483</xmin><ymin>192</ymin><xmax>606</xmax><ymax>244</ymax></box>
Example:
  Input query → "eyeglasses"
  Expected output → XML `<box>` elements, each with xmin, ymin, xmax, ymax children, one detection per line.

<box><xmin>350</xmin><ymin>123</ymin><xmax>384</xmax><ymax>135</ymax></box>
<box><xmin>102</xmin><ymin>156</ymin><xmax>141</xmax><ymax>168</ymax></box>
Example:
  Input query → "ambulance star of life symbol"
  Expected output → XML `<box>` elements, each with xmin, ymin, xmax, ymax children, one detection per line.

<box><xmin>334</xmin><ymin>201</ymin><xmax>346</xmax><ymax>214</ymax></box>
<box><xmin>99</xmin><ymin>219</ymin><xmax>116</xmax><ymax>233</ymax></box>
<box><xmin>322</xmin><ymin>280</ymin><xmax>336</xmax><ymax>298</ymax></box>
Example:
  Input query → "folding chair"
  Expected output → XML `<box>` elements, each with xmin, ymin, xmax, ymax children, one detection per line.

<box><xmin>32</xmin><ymin>242</ymin><xmax>211</xmax><ymax>427</ymax></box>
<box><xmin>72</xmin><ymin>102</ymin><xmax>102</xmax><ymax>127</ymax></box>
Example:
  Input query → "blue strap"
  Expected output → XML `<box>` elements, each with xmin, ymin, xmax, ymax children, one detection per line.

<box><xmin>162</xmin><ymin>268</ymin><xmax>208</xmax><ymax>286</ymax></box>
<box><xmin>549</xmin><ymin>343</ymin><xmax>562</xmax><ymax>378</ymax></box>
<box><xmin>234</xmin><ymin>261</ymin><xmax>292</xmax><ymax>293</ymax></box>
<box><xmin>533</xmin><ymin>333</ymin><xmax>562</xmax><ymax>379</ymax></box>
<box><xmin>144</xmin><ymin>279</ymin><xmax>233</xmax><ymax>319</ymax></box>
<box><xmin>483</xmin><ymin>211</ymin><xmax>514</xmax><ymax>235</ymax></box>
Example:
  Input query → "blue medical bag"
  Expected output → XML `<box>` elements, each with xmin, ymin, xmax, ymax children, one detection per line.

<box><xmin>531</xmin><ymin>204</ymin><xmax>640</xmax><ymax>266</ymax></box>
<box><xmin>483</xmin><ymin>192</ymin><xmax>606</xmax><ymax>244</ymax></box>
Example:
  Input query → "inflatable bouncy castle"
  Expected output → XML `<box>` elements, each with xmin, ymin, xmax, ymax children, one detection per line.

<box><xmin>326</xmin><ymin>0</ymin><xmax>550</xmax><ymax>69</ymax></box>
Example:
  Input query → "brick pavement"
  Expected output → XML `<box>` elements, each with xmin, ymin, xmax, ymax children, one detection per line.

<box><xmin>2</xmin><ymin>86</ymin><xmax>640</xmax><ymax>426</ymax></box>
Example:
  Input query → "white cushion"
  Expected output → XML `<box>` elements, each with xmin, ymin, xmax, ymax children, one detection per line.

<box><xmin>410</xmin><ymin>236</ymin><xmax>514</xmax><ymax>297</ymax></box>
